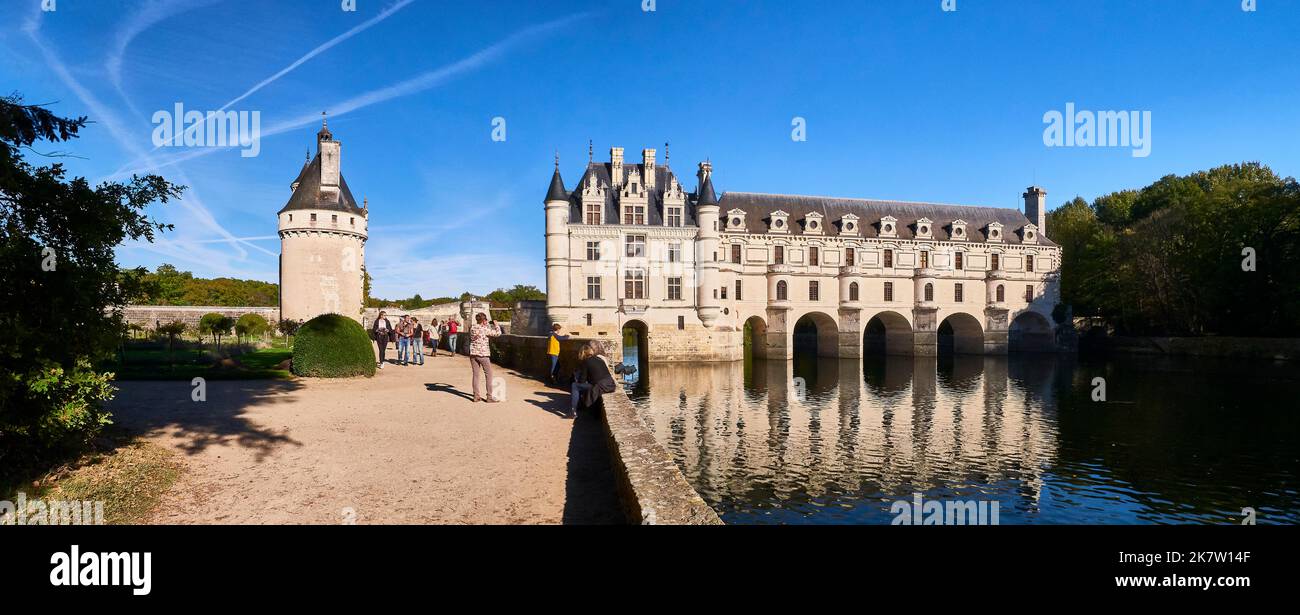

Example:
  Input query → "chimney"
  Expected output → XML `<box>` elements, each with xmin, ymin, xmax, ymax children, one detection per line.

<box><xmin>1023</xmin><ymin>186</ymin><xmax>1047</xmax><ymax>237</ymax></box>
<box><xmin>697</xmin><ymin>160</ymin><xmax>712</xmax><ymax>186</ymax></box>
<box><xmin>642</xmin><ymin>148</ymin><xmax>656</xmax><ymax>190</ymax></box>
<box><xmin>610</xmin><ymin>147</ymin><xmax>624</xmax><ymax>190</ymax></box>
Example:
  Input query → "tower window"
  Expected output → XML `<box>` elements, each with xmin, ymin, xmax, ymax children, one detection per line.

<box><xmin>924</xmin><ymin>282</ymin><xmax>934</xmax><ymax>302</ymax></box>
<box><xmin>992</xmin><ymin>254</ymin><xmax>1000</xmax><ymax>271</ymax></box>
<box><xmin>996</xmin><ymin>285</ymin><xmax>1005</xmax><ymax>302</ymax></box>
<box><xmin>331</xmin><ymin>214</ymin><xmax>337</xmax><ymax>223</ymax></box>
<box><xmin>776</xmin><ymin>280</ymin><xmax>788</xmax><ymax>301</ymax></box>
<box><xmin>735</xmin><ymin>280</ymin><xmax>742</xmax><ymax>301</ymax></box>
<box><xmin>849</xmin><ymin>282</ymin><xmax>859</xmax><ymax>301</ymax></box>
<box><xmin>310</xmin><ymin>213</ymin><xmax>317</xmax><ymax>222</ymax></box>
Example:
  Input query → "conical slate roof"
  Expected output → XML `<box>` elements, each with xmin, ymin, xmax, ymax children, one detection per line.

<box><xmin>695</xmin><ymin>175</ymin><xmax>719</xmax><ymax>206</ymax></box>
<box><xmin>278</xmin><ymin>153</ymin><xmax>365</xmax><ymax>215</ymax></box>
<box><xmin>545</xmin><ymin>168</ymin><xmax>567</xmax><ymax>201</ymax></box>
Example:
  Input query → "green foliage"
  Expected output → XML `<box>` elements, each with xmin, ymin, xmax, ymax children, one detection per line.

<box><xmin>198</xmin><ymin>313</ymin><xmax>235</xmax><ymax>349</ymax></box>
<box><xmin>291</xmin><ymin>314</ymin><xmax>376</xmax><ymax>378</ymax></box>
<box><xmin>485</xmin><ymin>284</ymin><xmax>546</xmax><ymax>306</ymax></box>
<box><xmin>138</xmin><ymin>263</ymin><xmax>278</xmax><ymax>306</ymax></box>
<box><xmin>235</xmin><ymin>313</ymin><xmax>270</xmax><ymax>343</ymax></box>
<box><xmin>1050</xmin><ymin>162</ymin><xmax>1300</xmax><ymax>336</ymax></box>
<box><xmin>0</xmin><ymin>95</ymin><xmax>180</xmax><ymax>466</ymax></box>
<box><xmin>276</xmin><ymin>318</ymin><xmax>302</xmax><ymax>338</ymax></box>
<box><xmin>156</xmin><ymin>320</ymin><xmax>187</xmax><ymax>357</ymax></box>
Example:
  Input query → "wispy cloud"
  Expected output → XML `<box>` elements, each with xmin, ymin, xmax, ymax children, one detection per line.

<box><xmin>106</xmin><ymin>0</ymin><xmax>220</xmax><ymax>96</ymax></box>
<box><xmin>110</xmin><ymin>11</ymin><xmax>593</xmax><ymax>178</ymax></box>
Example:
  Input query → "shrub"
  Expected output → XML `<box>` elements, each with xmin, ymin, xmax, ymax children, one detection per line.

<box><xmin>198</xmin><ymin>313</ymin><xmax>235</xmax><ymax>349</ymax></box>
<box><xmin>0</xmin><ymin>359</ymin><xmax>116</xmax><ymax>467</ymax></box>
<box><xmin>291</xmin><ymin>314</ymin><xmax>375</xmax><ymax>378</ymax></box>
<box><xmin>235</xmin><ymin>313</ymin><xmax>269</xmax><ymax>344</ymax></box>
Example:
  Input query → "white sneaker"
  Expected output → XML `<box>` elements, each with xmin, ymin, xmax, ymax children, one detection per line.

<box><xmin>378</xmin><ymin>363</ymin><xmax>384</xmax><ymax>369</ymax></box>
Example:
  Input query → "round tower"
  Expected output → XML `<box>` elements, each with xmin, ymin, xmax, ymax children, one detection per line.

<box><xmin>277</xmin><ymin>117</ymin><xmax>368</xmax><ymax>323</ymax></box>
<box><xmin>543</xmin><ymin>155</ymin><xmax>570</xmax><ymax>324</ymax></box>
<box><xmin>695</xmin><ymin>161</ymin><xmax>721</xmax><ymax>327</ymax></box>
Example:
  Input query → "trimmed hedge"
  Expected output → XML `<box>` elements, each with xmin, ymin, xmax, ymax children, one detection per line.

<box><xmin>291</xmin><ymin>314</ymin><xmax>376</xmax><ymax>378</ymax></box>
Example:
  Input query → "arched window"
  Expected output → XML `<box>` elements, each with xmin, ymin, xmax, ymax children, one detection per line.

<box><xmin>924</xmin><ymin>283</ymin><xmax>934</xmax><ymax>302</ymax></box>
<box><xmin>996</xmin><ymin>284</ymin><xmax>1005</xmax><ymax>302</ymax></box>
<box><xmin>776</xmin><ymin>280</ymin><xmax>788</xmax><ymax>301</ymax></box>
<box><xmin>849</xmin><ymin>282</ymin><xmax>859</xmax><ymax>301</ymax></box>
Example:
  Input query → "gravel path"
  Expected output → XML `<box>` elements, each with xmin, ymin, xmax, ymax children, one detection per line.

<box><xmin>107</xmin><ymin>352</ymin><xmax>622</xmax><ymax>524</ymax></box>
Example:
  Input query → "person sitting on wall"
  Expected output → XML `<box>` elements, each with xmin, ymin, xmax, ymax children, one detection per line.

<box><xmin>569</xmin><ymin>340</ymin><xmax>615</xmax><ymax>420</ymax></box>
<box><xmin>547</xmin><ymin>323</ymin><xmax>569</xmax><ymax>384</ymax></box>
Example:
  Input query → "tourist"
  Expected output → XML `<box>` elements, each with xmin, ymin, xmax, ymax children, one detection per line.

<box><xmin>411</xmin><ymin>317</ymin><xmax>425</xmax><ymax>366</ymax></box>
<box><xmin>570</xmin><ymin>340</ymin><xmax>615</xmax><ymax>419</ymax></box>
<box><xmin>371</xmin><ymin>311</ymin><xmax>393</xmax><ymax>369</ymax></box>
<box><xmin>447</xmin><ymin>318</ymin><xmax>460</xmax><ymax>355</ymax></box>
<box><xmin>468</xmin><ymin>313</ymin><xmax>501</xmax><ymax>402</ymax></box>
<box><xmin>427</xmin><ymin>318</ymin><xmax>440</xmax><ymax>357</ymax></box>
<box><xmin>547</xmin><ymin>323</ymin><xmax>569</xmax><ymax>384</ymax></box>
<box><xmin>397</xmin><ymin>315</ymin><xmax>414</xmax><ymax>366</ymax></box>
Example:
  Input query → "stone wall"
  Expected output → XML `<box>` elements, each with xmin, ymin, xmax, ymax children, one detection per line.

<box><xmin>122</xmin><ymin>306</ymin><xmax>280</xmax><ymax>330</ymax></box>
<box><xmin>488</xmin><ymin>334</ymin><xmax>723</xmax><ymax>524</ymax></box>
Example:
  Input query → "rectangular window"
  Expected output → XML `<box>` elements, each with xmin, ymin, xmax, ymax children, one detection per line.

<box><xmin>955</xmin><ymin>283</ymin><xmax>964</xmax><ymax>302</ymax></box>
<box><xmin>667</xmin><ymin>277</ymin><xmax>682</xmax><ymax>300</ymax></box>
<box><xmin>350</xmin><ymin>217</ymin><xmax>355</xmax><ymax>226</ymax></box>
<box><xmin>809</xmin><ymin>280</ymin><xmax>820</xmax><ymax>301</ymax></box>
<box><xmin>623</xmin><ymin>204</ymin><xmax>645</xmax><ymax>225</ymax></box>
<box><xmin>586</xmin><ymin>276</ymin><xmax>601</xmax><ymax>300</ymax></box>
<box><xmin>586</xmin><ymin>241</ymin><xmax>601</xmax><ymax>261</ymax></box>
<box><xmin>1026</xmin><ymin>256</ymin><xmax>1035</xmax><ymax>272</ymax></box>
<box><xmin>331</xmin><ymin>214</ymin><xmax>338</xmax><ymax>223</ymax></box>
<box><xmin>310</xmin><ymin>213</ymin><xmax>317</xmax><ymax>222</ymax></box>
<box><xmin>678</xmin><ymin>316</ymin><xmax>685</xmax><ymax>330</ymax></box>
<box><xmin>720</xmin><ymin>285</ymin><xmax>727</xmax><ymax>300</ymax></box>
<box><xmin>585</xmin><ymin>313</ymin><xmax>592</xmax><ymax>326</ymax></box>
<box><xmin>884</xmin><ymin>281</ymin><xmax>894</xmax><ymax>302</ymax></box>
<box><xmin>920</xmin><ymin>250</ymin><xmax>929</xmax><ymax>268</ymax></box>
<box><xmin>666</xmin><ymin>207</ymin><xmax>683</xmax><ymax>227</ymax></box>
<box><xmin>955</xmin><ymin>252</ymin><xmax>964</xmax><ymax>270</ymax></box>
<box><xmin>1025</xmin><ymin>285</ymin><xmax>1035</xmax><ymax>303</ymax></box>
<box><xmin>735</xmin><ymin>280</ymin><xmax>742</xmax><ymax>301</ymax></box>
<box><xmin>991</xmin><ymin>253</ymin><xmax>1000</xmax><ymax>271</ymax></box>
<box><xmin>668</xmin><ymin>242</ymin><xmax>681</xmax><ymax>263</ymax></box>
<box><xmin>624</xmin><ymin>269</ymin><xmax>645</xmax><ymax>299</ymax></box>
<box><xmin>845</xmin><ymin>248</ymin><xmax>855</xmax><ymax>266</ymax></box>
<box><xmin>774</xmin><ymin>245</ymin><xmax>784</xmax><ymax>265</ymax></box>
<box><xmin>883</xmin><ymin>249</ymin><xmax>893</xmax><ymax>268</ymax></box>
<box><xmin>809</xmin><ymin>247</ymin><xmax>819</xmax><ymax>266</ymax></box>
<box><xmin>731</xmin><ymin>244</ymin><xmax>742</xmax><ymax>264</ymax></box>
<box><xmin>625</xmin><ymin>234</ymin><xmax>646</xmax><ymax>258</ymax></box>
<box><xmin>585</xmin><ymin>203</ymin><xmax>601</xmax><ymax>225</ymax></box>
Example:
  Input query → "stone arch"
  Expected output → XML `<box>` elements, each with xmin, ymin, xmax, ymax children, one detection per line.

<box><xmin>863</xmin><ymin>310</ymin><xmax>914</xmax><ymax>356</ymax></box>
<box><xmin>938</xmin><ymin>311</ymin><xmax>984</xmax><ymax>355</ymax></box>
<box><xmin>621</xmin><ymin>318</ymin><xmax>649</xmax><ymax>374</ymax></box>
<box><xmin>743</xmin><ymin>315</ymin><xmax>768</xmax><ymax>360</ymax></box>
<box><xmin>1009</xmin><ymin>310</ymin><xmax>1054</xmax><ymax>353</ymax></box>
<box><xmin>792</xmin><ymin>311</ymin><xmax>839</xmax><ymax>358</ymax></box>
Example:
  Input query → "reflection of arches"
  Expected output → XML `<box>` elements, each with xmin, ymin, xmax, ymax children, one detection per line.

<box><xmin>1009</xmin><ymin>311</ymin><xmax>1054</xmax><ymax>353</ymax></box>
<box><xmin>621</xmin><ymin>319</ymin><xmax>649</xmax><ymax>377</ymax></box>
<box><xmin>743</xmin><ymin>315</ymin><xmax>768</xmax><ymax>360</ymax></box>
<box><xmin>793</xmin><ymin>311</ymin><xmax>839</xmax><ymax>358</ymax></box>
<box><xmin>938</xmin><ymin>312</ymin><xmax>983</xmax><ymax>355</ymax></box>
<box><xmin>863</xmin><ymin>311</ymin><xmax>913</xmax><ymax>356</ymax></box>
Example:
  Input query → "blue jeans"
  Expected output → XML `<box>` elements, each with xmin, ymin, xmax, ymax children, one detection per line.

<box><xmin>448</xmin><ymin>334</ymin><xmax>458</xmax><ymax>354</ymax></box>
<box><xmin>549</xmin><ymin>354</ymin><xmax>559</xmax><ymax>379</ymax></box>
<box><xmin>412</xmin><ymin>337</ymin><xmax>424</xmax><ymax>364</ymax></box>
<box><xmin>398</xmin><ymin>337</ymin><xmax>410</xmax><ymax>364</ymax></box>
<box><xmin>570</xmin><ymin>381</ymin><xmax>592</xmax><ymax>413</ymax></box>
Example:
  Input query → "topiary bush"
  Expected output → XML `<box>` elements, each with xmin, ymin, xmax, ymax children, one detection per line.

<box><xmin>291</xmin><ymin>314</ymin><xmax>375</xmax><ymax>378</ymax></box>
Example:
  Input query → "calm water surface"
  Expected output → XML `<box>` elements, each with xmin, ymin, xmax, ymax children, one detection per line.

<box><xmin>622</xmin><ymin>353</ymin><xmax>1300</xmax><ymax>524</ymax></box>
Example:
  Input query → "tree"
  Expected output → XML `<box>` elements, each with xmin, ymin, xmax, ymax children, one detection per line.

<box><xmin>199</xmin><ymin>313</ymin><xmax>235</xmax><ymax>351</ymax></box>
<box><xmin>277</xmin><ymin>318</ymin><xmax>302</xmax><ymax>346</ymax></box>
<box><xmin>235</xmin><ymin>313</ymin><xmax>270</xmax><ymax>346</ymax></box>
<box><xmin>156</xmin><ymin>320</ymin><xmax>187</xmax><ymax>366</ymax></box>
<box><xmin>0</xmin><ymin>95</ymin><xmax>182</xmax><ymax>464</ymax></box>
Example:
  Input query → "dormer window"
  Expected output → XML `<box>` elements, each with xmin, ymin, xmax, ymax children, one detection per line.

<box><xmin>950</xmin><ymin>219</ymin><xmax>968</xmax><ymax>241</ymax></box>
<box><xmin>840</xmin><ymin>213</ymin><xmax>860</xmax><ymax>236</ymax></box>
<box><xmin>726</xmin><ymin>208</ymin><xmax>748</xmax><ymax>232</ymax></box>
<box><xmin>915</xmin><ymin>217</ymin><xmax>934</xmax><ymax>240</ymax></box>
<box><xmin>1020</xmin><ymin>223</ymin><xmax>1040</xmax><ymax>244</ymax></box>
<box><xmin>879</xmin><ymin>215</ymin><xmax>898</xmax><ymax>239</ymax></box>
<box><xmin>804</xmin><ymin>212</ymin><xmax>824</xmax><ymax>235</ymax></box>
<box><xmin>986</xmin><ymin>221</ymin><xmax>1004</xmax><ymax>243</ymax></box>
<box><xmin>769</xmin><ymin>210</ymin><xmax>790</xmax><ymax>234</ymax></box>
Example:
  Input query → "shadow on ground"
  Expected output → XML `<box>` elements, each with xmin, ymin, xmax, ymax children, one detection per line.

<box><xmin>522</xmin><ymin>389</ymin><xmax>623</xmax><ymax>524</ymax></box>
<box><xmin>108</xmin><ymin>379</ymin><xmax>303</xmax><ymax>462</ymax></box>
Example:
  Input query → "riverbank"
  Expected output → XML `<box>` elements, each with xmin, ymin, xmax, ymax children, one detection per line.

<box><xmin>1093</xmin><ymin>335</ymin><xmax>1300</xmax><ymax>361</ymax></box>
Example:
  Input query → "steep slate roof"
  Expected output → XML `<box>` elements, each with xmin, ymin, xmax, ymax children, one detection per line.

<box><xmin>545</xmin><ymin>168</ymin><xmax>568</xmax><ymax>201</ymax></box>
<box><xmin>278</xmin><ymin>154</ymin><xmax>365</xmax><ymax>215</ymax></box>
<box><xmin>567</xmin><ymin>163</ymin><xmax>697</xmax><ymax>226</ymax></box>
<box><xmin>719</xmin><ymin>192</ymin><xmax>1055</xmax><ymax>246</ymax></box>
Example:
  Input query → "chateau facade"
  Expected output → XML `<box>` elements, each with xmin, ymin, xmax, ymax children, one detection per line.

<box><xmin>544</xmin><ymin>146</ymin><xmax>1061</xmax><ymax>362</ymax></box>
<box><xmin>277</xmin><ymin>120</ymin><xmax>368</xmax><ymax>323</ymax></box>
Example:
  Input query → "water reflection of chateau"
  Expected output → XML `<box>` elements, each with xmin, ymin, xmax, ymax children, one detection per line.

<box><xmin>630</xmin><ymin>357</ymin><xmax>1059</xmax><ymax>518</ymax></box>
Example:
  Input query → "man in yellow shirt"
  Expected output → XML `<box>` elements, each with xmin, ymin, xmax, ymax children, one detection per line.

<box><xmin>547</xmin><ymin>323</ymin><xmax>569</xmax><ymax>384</ymax></box>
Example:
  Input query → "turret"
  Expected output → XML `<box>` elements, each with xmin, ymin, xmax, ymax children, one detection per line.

<box><xmin>544</xmin><ymin>156</ymin><xmax>571</xmax><ymax>321</ymax></box>
<box><xmin>1023</xmin><ymin>186</ymin><xmax>1047</xmax><ymax>237</ymax></box>
<box><xmin>695</xmin><ymin>161</ymin><xmax>721</xmax><ymax>327</ymax></box>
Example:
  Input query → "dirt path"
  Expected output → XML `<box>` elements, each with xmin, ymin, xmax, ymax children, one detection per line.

<box><xmin>107</xmin><ymin>352</ymin><xmax>622</xmax><ymax>524</ymax></box>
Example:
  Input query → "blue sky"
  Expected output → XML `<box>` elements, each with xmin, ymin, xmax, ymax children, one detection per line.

<box><xmin>2</xmin><ymin>0</ymin><xmax>1297</xmax><ymax>298</ymax></box>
